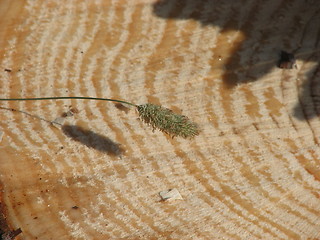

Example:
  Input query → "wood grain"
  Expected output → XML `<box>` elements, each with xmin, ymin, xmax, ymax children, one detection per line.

<box><xmin>0</xmin><ymin>0</ymin><xmax>319</xmax><ymax>239</ymax></box>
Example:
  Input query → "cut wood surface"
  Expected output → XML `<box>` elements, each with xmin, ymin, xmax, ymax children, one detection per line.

<box><xmin>0</xmin><ymin>0</ymin><xmax>320</xmax><ymax>239</ymax></box>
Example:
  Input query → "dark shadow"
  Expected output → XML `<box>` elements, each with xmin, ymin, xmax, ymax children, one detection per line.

<box><xmin>153</xmin><ymin>0</ymin><xmax>320</xmax><ymax>119</ymax></box>
<box><xmin>0</xmin><ymin>107</ymin><xmax>125</xmax><ymax>153</ymax></box>
<box><xmin>293</xmin><ymin>63</ymin><xmax>320</xmax><ymax>120</ymax></box>
<box><xmin>62</xmin><ymin>125</ymin><xmax>124</xmax><ymax>156</ymax></box>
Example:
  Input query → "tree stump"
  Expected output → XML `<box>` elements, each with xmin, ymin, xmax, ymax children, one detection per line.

<box><xmin>0</xmin><ymin>0</ymin><xmax>319</xmax><ymax>239</ymax></box>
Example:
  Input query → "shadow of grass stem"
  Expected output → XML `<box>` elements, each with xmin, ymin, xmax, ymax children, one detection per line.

<box><xmin>0</xmin><ymin>96</ymin><xmax>199</xmax><ymax>138</ymax></box>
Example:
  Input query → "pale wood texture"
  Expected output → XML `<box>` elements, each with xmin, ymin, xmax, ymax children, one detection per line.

<box><xmin>0</xmin><ymin>0</ymin><xmax>320</xmax><ymax>239</ymax></box>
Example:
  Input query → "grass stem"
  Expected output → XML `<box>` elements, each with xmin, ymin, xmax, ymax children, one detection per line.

<box><xmin>0</xmin><ymin>97</ymin><xmax>137</xmax><ymax>107</ymax></box>
<box><xmin>0</xmin><ymin>96</ymin><xmax>199</xmax><ymax>138</ymax></box>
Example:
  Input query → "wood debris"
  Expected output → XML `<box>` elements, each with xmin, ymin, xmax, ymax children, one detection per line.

<box><xmin>114</xmin><ymin>103</ymin><xmax>130</xmax><ymax>113</ymax></box>
<box><xmin>51</xmin><ymin>117</ymin><xmax>65</xmax><ymax>128</ymax></box>
<box><xmin>159</xmin><ymin>188</ymin><xmax>183</xmax><ymax>201</ymax></box>
<box><xmin>278</xmin><ymin>51</ymin><xmax>296</xmax><ymax>69</ymax></box>
<box><xmin>1</xmin><ymin>228</ymin><xmax>22</xmax><ymax>240</ymax></box>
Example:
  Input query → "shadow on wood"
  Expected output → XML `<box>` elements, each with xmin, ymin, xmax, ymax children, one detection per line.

<box><xmin>62</xmin><ymin>125</ymin><xmax>124</xmax><ymax>156</ymax></box>
<box><xmin>153</xmin><ymin>0</ymin><xmax>320</xmax><ymax>119</ymax></box>
<box><xmin>293</xmin><ymin>64</ymin><xmax>320</xmax><ymax>120</ymax></box>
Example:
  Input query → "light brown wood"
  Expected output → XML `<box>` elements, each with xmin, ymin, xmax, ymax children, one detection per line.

<box><xmin>0</xmin><ymin>0</ymin><xmax>320</xmax><ymax>239</ymax></box>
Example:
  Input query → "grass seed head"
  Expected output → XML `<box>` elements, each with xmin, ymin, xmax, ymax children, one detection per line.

<box><xmin>137</xmin><ymin>103</ymin><xmax>199</xmax><ymax>138</ymax></box>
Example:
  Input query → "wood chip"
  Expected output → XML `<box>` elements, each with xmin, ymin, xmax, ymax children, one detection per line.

<box><xmin>51</xmin><ymin>117</ymin><xmax>65</xmax><ymax>128</ymax></box>
<box><xmin>159</xmin><ymin>188</ymin><xmax>183</xmax><ymax>201</ymax></box>
<box><xmin>114</xmin><ymin>103</ymin><xmax>130</xmax><ymax>113</ymax></box>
